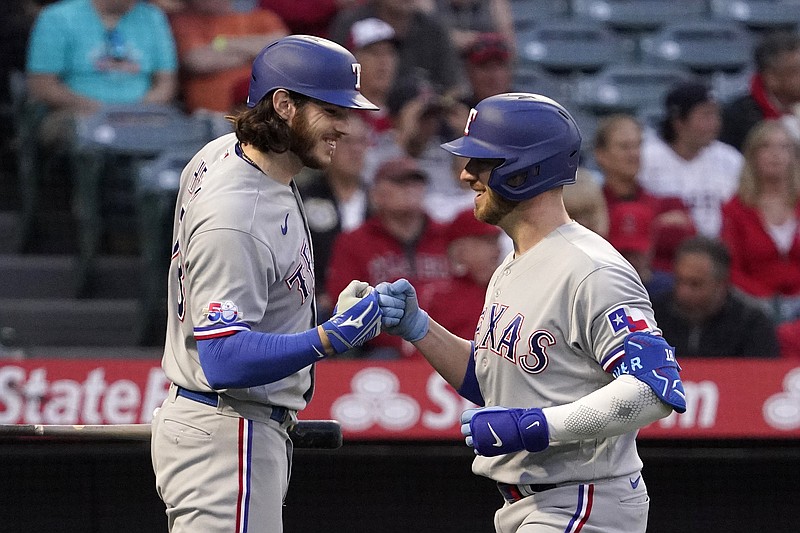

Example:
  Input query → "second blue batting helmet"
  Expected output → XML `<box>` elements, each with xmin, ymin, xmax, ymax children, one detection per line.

<box><xmin>441</xmin><ymin>93</ymin><xmax>582</xmax><ymax>201</ymax></box>
<box><xmin>247</xmin><ymin>35</ymin><xmax>378</xmax><ymax>110</ymax></box>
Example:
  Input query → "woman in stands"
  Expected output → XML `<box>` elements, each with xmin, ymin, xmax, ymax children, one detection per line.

<box><xmin>720</xmin><ymin>119</ymin><xmax>800</xmax><ymax>322</ymax></box>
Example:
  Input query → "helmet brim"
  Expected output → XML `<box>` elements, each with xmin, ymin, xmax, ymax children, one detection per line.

<box><xmin>312</xmin><ymin>89</ymin><xmax>379</xmax><ymax>110</ymax></box>
<box><xmin>441</xmin><ymin>135</ymin><xmax>506</xmax><ymax>160</ymax></box>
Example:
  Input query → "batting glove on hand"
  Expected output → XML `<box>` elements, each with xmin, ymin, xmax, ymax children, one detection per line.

<box><xmin>460</xmin><ymin>406</ymin><xmax>549</xmax><ymax>457</ymax></box>
<box><xmin>374</xmin><ymin>278</ymin><xmax>429</xmax><ymax>342</ymax></box>
<box><xmin>321</xmin><ymin>285</ymin><xmax>382</xmax><ymax>354</ymax></box>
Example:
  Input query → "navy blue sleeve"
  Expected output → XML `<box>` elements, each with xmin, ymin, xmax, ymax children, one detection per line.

<box><xmin>197</xmin><ymin>328</ymin><xmax>326</xmax><ymax>389</ymax></box>
<box><xmin>456</xmin><ymin>342</ymin><xmax>484</xmax><ymax>406</ymax></box>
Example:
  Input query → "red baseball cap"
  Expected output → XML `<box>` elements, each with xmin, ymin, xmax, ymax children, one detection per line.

<box><xmin>608</xmin><ymin>203</ymin><xmax>655</xmax><ymax>254</ymax></box>
<box><xmin>464</xmin><ymin>33</ymin><xmax>511</xmax><ymax>65</ymax></box>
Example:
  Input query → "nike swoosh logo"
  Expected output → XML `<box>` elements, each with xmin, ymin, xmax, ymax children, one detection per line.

<box><xmin>526</xmin><ymin>421</ymin><xmax>540</xmax><ymax>430</ymax></box>
<box><xmin>338</xmin><ymin>302</ymin><xmax>374</xmax><ymax>329</ymax></box>
<box><xmin>281</xmin><ymin>213</ymin><xmax>289</xmax><ymax>235</ymax></box>
<box><xmin>630</xmin><ymin>475</ymin><xmax>641</xmax><ymax>489</ymax></box>
<box><xmin>487</xmin><ymin>422</ymin><xmax>503</xmax><ymax>447</ymax></box>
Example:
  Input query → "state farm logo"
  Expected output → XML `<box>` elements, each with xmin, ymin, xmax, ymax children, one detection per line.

<box><xmin>331</xmin><ymin>368</ymin><xmax>420</xmax><ymax>431</ymax></box>
<box><xmin>763</xmin><ymin>367</ymin><xmax>800</xmax><ymax>431</ymax></box>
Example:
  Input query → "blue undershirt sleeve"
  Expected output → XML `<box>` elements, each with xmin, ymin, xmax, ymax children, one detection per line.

<box><xmin>197</xmin><ymin>328</ymin><xmax>326</xmax><ymax>389</ymax></box>
<box><xmin>456</xmin><ymin>342</ymin><xmax>485</xmax><ymax>406</ymax></box>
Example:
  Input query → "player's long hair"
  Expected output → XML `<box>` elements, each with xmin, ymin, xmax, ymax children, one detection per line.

<box><xmin>227</xmin><ymin>90</ymin><xmax>309</xmax><ymax>154</ymax></box>
<box><xmin>737</xmin><ymin>119</ymin><xmax>800</xmax><ymax>207</ymax></box>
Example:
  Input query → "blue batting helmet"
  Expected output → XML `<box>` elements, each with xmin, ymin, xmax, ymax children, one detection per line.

<box><xmin>247</xmin><ymin>35</ymin><xmax>378</xmax><ymax>110</ymax></box>
<box><xmin>441</xmin><ymin>93</ymin><xmax>582</xmax><ymax>201</ymax></box>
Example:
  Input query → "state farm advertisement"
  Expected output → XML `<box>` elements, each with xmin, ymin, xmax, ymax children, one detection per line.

<box><xmin>1</xmin><ymin>358</ymin><xmax>799</xmax><ymax>439</ymax></box>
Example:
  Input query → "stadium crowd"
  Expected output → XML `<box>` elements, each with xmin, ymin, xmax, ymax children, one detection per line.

<box><xmin>4</xmin><ymin>0</ymin><xmax>800</xmax><ymax>359</ymax></box>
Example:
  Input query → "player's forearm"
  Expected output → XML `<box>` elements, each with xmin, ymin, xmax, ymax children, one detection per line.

<box><xmin>542</xmin><ymin>375</ymin><xmax>672</xmax><ymax>443</ymax></box>
<box><xmin>197</xmin><ymin>329</ymin><xmax>326</xmax><ymax>389</ymax></box>
<box><xmin>412</xmin><ymin>319</ymin><xmax>473</xmax><ymax>389</ymax></box>
<box><xmin>27</xmin><ymin>74</ymin><xmax>98</xmax><ymax>112</ymax></box>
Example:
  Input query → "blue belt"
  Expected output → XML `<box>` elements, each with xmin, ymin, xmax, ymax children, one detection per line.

<box><xmin>497</xmin><ymin>482</ymin><xmax>558</xmax><ymax>503</ymax></box>
<box><xmin>176</xmin><ymin>386</ymin><xmax>289</xmax><ymax>424</ymax></box>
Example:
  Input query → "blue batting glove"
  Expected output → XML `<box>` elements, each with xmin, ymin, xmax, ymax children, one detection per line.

<box><xmin>321</xmin><ymin>289</ymin><xmax>382</xmax><ymax>353</ymax></box>
<box><xmin>460</xmin><ymin>406</ymin><xmax>549</xmax><ymax>457</ymax></box>
<box><xmin>374</xmin><ymin>279</ymin><xmax>429</xmax><ymax>342</ymax></box>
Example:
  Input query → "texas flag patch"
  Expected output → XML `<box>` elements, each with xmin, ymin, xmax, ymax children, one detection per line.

<box><xmin>606</xmin><ymin>305</ymin><xmax>651</xmax><ymax>336</ymax></box>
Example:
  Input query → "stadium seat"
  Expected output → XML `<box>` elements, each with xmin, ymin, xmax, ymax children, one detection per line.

<box><xmin>573</xmin><ymin>64</ymin><xmax>694</xmax><ymax>113</ymax></box>
<box><xmin>513</xmin><ymin>64</ymin><xmax>575</xmax><ymax>103</ymax></box>
<box><xmin>10</xmin><ymin>70</ymin><xmax>51</xmax><ymax>253</ymax></box>
<box><xmin>640</xmin><ymin>20</ymin><xmax>754</xmax><ymax>73</ymax></box>
<box><xmin>571</xmin><ymin>0</ymin><xmax>710</xmax><ymax>31</ymax></box>
<box><xmin>510</xmin><ymin>0</ymin><xmax>571</xmax><ymax>30</ymax></box>
<box><xmin>71</xmin><ymin>104</ymin><xmax>213</xmax><ymax>297</ymax></box>
<box><xmin>134</xmin><ymin>146</ymin><xmax>199</xmax><ymax>344</ymax></box>
<box><xmin>709</xmin><ymin>0</ymin><xmax>800</xmax><ymax>30</ymax></box>
<box><xmin>516</xmin><ymin>19</ymin><xmax>630</xmax><ymax>73</ymax></box>
<box><xmin>711</xmin><ymin>68</ymin><xmax>755</xmax><ymax>103</ymax></box>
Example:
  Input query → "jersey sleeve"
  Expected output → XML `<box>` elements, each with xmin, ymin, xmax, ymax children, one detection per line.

<box><xmin>26</xmin><ymin>7</ymin><xmax>68</xmax><ymax>74</ymax></box>
<box><xmin>185</xmin><ymin>228</ymin><xmax>275</xmax><ymax>340</ymax></box>
<box><xmin>147</xmin><ymin>6</ymin><xmax>178</xmax><ymax>72</ymax></box>
<box><xmin>570</xmin><ymin>265</ymin><xmax>660</xmax><ymax>371</ymax></box>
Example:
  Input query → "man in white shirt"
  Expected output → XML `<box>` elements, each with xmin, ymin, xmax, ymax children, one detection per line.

<box><xmin>639</xmin><ymin>82</ymin><xmax>743</xmax><ymax>237</ymax></box>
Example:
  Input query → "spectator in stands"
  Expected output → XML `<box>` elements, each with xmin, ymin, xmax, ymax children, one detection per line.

<box><xmin>777</xmin><ymin>318</ymin><xmax>800</xmax><ymax>359</ymax></box>
<box><xmin>420</xmin><ymin>208</ymin><xmax>502</xmax><ymax>341</ymax></box>
<box><xmin>329</xmin><ymin>0</ymin><xmax>464</xmax><ymax>94</ymax></box>
<box><xmin>345</xmin><ymin>17</ymin><xmax>400</xmax><ymax>136</ymax></box>
<box><xmin>258</xmin><ymin>0</ymin><xmax>346</xmax><ymax>38</ymax></box>
<box><xmin>26</xmin><ymin>0</ymin><xmax>178</xmax><ymax>143</ymax></box>
<box><xmin>418</xmin><ymin>0</ymin><xmax>516</xmax><ymax>58</ymax></box>
<box><xmin>595</xmin><ymin>113</ymin><xmax>695</xmax><ymax>272</ymax></box>
<box><xmin>363</xmin><ymin>73</ymin><xmax>470</xmax><ymax>222</ymax></box>
<box><xmin>562</xmin><ymin>167</ymin><xmax>609</xmax><ymax>238</ymax></box>
<box><xmin>639</xmin><ymin>82</ymin><xmax>743</xmax><ymax>238</ymax></box>
<box><xmin>607</xmin><ymin>202</ymin><xmax>674</xmax><ymax>300</ymax></box>
<box><xmin>169</xmin><ymin>0</ymin><xmax>287</xmax><ymax>114</ymax></box>
<box><xmin>458</xmin><ymin>32</ymin><xmax>514</xmax><ymax>109</ymax></box>
<box><xmin>652</xmin><ymin>236</ymin><xmax>780</xmax><ymax>358</ymax></box>
<box><xmin>296</xmin><ymin>117</ymin><xmax>371</xmax><ymax>321</ymax></box>
<box><xmin>721</xmin><ymin>31</ymin><xmax>800</xmax><ymax>151</ymax></box>
<box><xmin>326</xmin><ymin>157</ymin><xmax>451</xmax><ymax>358</ymax></box>
<box><xmin>720</xmin><ymin>120</ymin><xmax>800</xmax><ymax>323</ymax></box>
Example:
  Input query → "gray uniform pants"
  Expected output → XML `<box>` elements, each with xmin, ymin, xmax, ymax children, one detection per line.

<box><xmin>494</xmin><ymin>475</ymin><xmax>649</xmax><ymax>533</ymax></box>
<box><xmin>151</xmin><ymin>385</ymin><xmax>294</xmax><ymax>532</ymax></box>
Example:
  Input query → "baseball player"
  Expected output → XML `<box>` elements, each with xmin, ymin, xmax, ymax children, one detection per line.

<box><xmin>150</xmin><ymin>36</ymin><xmax>382</xmax><ymax>533</ymax></box>
<box><xmin>376</xmin><ymin>94</ymin><xmax>687</xmax><ymax>532</ymax></box>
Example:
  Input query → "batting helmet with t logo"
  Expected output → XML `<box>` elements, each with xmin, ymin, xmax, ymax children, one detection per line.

<box><xmin>247</xmin><ymin>35</ymin><xmax>378</xmax><ymax>110</ymax></box>
<box><xmin>441</xmin><ymin>93</ymin><xmax>582</xmax><ymax>202</ymax></box>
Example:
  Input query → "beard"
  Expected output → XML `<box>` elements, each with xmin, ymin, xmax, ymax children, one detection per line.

<box><xmin>289</xmin><ymin>106</ymin><xmax>328</xmax><ymax>170</ymax></box>
<box><xmin>476</xmin><ymin>187</ymin><xmax>517</xmax><ymax>226</ymax></box>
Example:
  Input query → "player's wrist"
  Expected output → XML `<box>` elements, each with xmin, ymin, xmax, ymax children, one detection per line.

<box><xmin>316</xmin><ymin>325</ymin><xmax>336</xmax><ymax>357</ymax></box>
<box><xmin>516</xmin><ymin>408</ymin><xmax>549</xmax><ymax>453</ymax></box>
<box><xmin>403</xmin><ymin>308</ymin><xmax>429</xmax><ymax>342</ymax></box>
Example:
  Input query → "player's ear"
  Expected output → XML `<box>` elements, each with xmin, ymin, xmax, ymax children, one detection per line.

<box><xmin>272</xmin><ymin>89</ymin><xmax>294</xmax><ymax>122</ymax></box>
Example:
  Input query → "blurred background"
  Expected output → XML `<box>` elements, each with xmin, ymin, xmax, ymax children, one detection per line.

<box><xmin>2</xmin><ymin>0</ymin><xmax>800</xmax><ymax>531</ymax></box>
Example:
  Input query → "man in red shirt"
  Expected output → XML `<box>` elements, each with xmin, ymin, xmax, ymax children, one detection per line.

<box><xmin>326</xmin><ymin>157</ymin><xmax>451</xmax><ymax>358</ymax></box>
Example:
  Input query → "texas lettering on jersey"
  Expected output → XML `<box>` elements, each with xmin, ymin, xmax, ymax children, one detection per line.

<box><xmin>285</xmin><ymin>240</ymin><xmax>315</xmax><ymax>304</ymax></box>
<box><xmin>476</xmin><ymin>303</ymin><xmax>552</xmax><ymax>374</ymax></box>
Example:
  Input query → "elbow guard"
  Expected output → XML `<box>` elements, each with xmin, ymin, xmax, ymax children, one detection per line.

<box><xmin>604</xmin><ymin>332</ymin><xmax>686</xmax><ymax>413</ymax></box>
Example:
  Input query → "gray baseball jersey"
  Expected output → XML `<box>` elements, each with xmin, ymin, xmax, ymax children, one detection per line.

<box><xmin>472</xmin><ymin>221</ymin><xmax>658</xmax><ymax>486</ymax></box>
<box><xmin>162</xmin><ymin>132</ymin><xmax>317</xmax><ymax>411</ymax></box>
